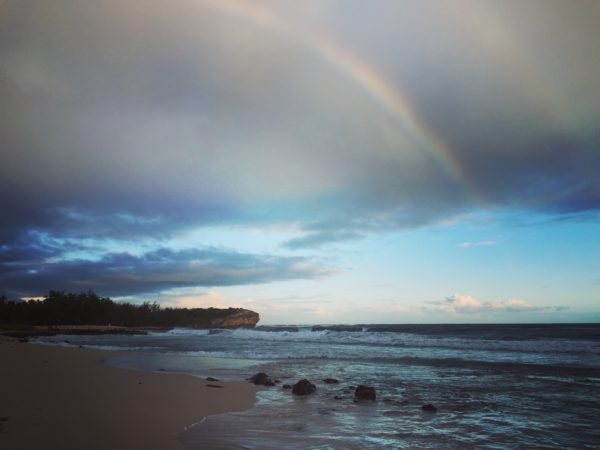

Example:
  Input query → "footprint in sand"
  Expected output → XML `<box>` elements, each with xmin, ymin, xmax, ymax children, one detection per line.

<box><xmin>0</xmin><ymin>416</ymin><xmax>9</xmax><ymax>432</ymax></box>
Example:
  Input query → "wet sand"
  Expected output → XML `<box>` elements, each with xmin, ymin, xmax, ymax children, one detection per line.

<box><xmin>0</xmin><ymin>337</ymin><xmax>256</xmax><ymax>450</ymax></box>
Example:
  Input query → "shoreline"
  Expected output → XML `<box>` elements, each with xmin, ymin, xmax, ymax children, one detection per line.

<box><xmin>0</xmin><ymin>337</ymin><xmax>256</xmax><ymax>450</ymax></box>
<box><xmin>0</xmin><ymin>325</ymin><xmax>168</xmax><ymax>339</ymax></box>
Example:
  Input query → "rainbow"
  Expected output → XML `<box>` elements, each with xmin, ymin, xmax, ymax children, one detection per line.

<box><xmin>195</xmin><ymin>0</ymin><xmax>475</xmax><ymax>198</ymax></box>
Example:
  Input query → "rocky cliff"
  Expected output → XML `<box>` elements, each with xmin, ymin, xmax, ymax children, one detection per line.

<box><xmin>210</xmin><ymin>308</ymin><xmax>260</xmax><ymax>328</ymax></box>
<box><xmin>0</xmin><ymin>291</ymin><xmax>261</xmax><ymax>330</ymax></box>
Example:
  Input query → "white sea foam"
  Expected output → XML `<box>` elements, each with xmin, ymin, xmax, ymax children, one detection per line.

<box><xmin>182</xmin><ymin>350</ymin><xmax>284</xmax><ymax>360</ymax></box>
<box><xmin>31</xmin><ymin>339</ymin><xmax>164</xmax><ymax>352</ymax></box>
<box><xmin>150</xmin><ymin>328</ymin><xmax>211</xmax><ymax>336</ymax></box>
<box><xmin>228</xmin><ymin>327</ymin><xmax>330</xmax><ymax>341</ymax></box>
<box><xmin>83</xmin><ymin>344</ymin><xmax>166</xmax><ymax>351</ymax></box>
<box><xmin>210</xmin><ymin>327</ymin><xmax>600</xmax><ymax>356</ymax></box>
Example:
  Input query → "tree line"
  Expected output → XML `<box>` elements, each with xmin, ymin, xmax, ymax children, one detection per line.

<box><xmin>0</xmin><ymin>290</ymin><xmax>242</xmax><ymax>327</ymax></box>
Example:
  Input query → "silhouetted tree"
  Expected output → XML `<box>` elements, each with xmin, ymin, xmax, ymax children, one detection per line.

<box><xmin>0</xmin><ymin>291</ymin><xmax>246</xmax><ymax>327</ymax></box>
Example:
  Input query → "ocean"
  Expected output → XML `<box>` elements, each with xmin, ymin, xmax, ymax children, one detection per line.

<box><xmin>35</xmin><ymin>324</ymin><xmax>600</xmax><ymax>449</ymax></box>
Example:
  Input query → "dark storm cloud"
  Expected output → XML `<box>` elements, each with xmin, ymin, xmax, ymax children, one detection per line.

<box><xmin>0</xmin><ymin>245</ymin><xmax>328</xmax><ymax>297</ymax></box>
<box><xmin>1</xmin><ymin>0</ymin><xmax>599</xmax><ymax>289</ymax></box>
<box><xmin>2</xmin><ymin>1</ymin><xmax>598</xmax><ymax>232</ymax></box>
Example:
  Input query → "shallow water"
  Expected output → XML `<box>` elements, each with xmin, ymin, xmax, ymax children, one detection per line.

<box><xmin>35</xmin><ymin>324</ymin><xmax>600</xmax><ymax>449</ymax></box>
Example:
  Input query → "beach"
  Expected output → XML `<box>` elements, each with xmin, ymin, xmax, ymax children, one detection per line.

<box><xmin>2</xmin><ymin>325</ymin><xmax>599</xmax><ymax>449</ymax></box>
<box><xmin>30</xmin><ymin>324</ymin><xmax>598</xmax><ymax>449</ymax></box>
<box><xmin>0</xmin><ymin>337</ymin><xmax>256</xmax><ymax>450</ymax></box>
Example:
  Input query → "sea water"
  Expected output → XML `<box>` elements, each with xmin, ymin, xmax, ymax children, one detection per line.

<box><xmin>35</xmin><ymin>324</ymin><xmax>600</xmax><ymax>449</ymax></box>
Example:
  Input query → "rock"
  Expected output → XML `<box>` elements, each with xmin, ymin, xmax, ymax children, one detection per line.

<box><xmin>333</xmin><ymin>395</ymin><xmax>343</xmax><ymax>400</ymax></box>
<box><xmin>421</xmin><ymin>403</ymin><xmax>438</xmax><ymax>412</ymax></box>
<box><xmin>282</xmin><ymin>384</ymin><xmax>292</xmax><ymax>390</ymax></box>
<box><xmin>292</xmin><ymin>379</ymin><xmax>316</xmax><ymax>396</ymax></box>
<box><xmin>210</xmin><ymin>309</ymin><xmax>260</xmax><ymax>328</ymax></box>
<box><xmin>206</xmin><ymin>384</ymin><xmax>224</xmax><ymax>388</ymax></box>
<box><xmin>323</xmin><ymin>378</ymin><xmax>339</xmax><ymax>384</ymax></box>
<box><xmin>354</xmin><ymin>385</ymin><xmax>376</xmax><ymax>401</ymax></box>
<box><xmin>248</xmin><ymin>372</ymin><xmax>275</xmax><ymax>386</ymax></box>
<box><xmin>206</xmin><ymin>377</ymin><xmax>219</xmax><ymax>382</ymax></box>
<box><xmin>158</xmin><ymin>368</ymin><xmax>166</xmax><ymax>372</ymax></box>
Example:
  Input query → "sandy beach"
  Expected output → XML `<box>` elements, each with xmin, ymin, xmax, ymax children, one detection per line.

<box><xmin>0</xmin><ymin>337</ymin><xmax>256</xmax><ymax>450</ymax></box>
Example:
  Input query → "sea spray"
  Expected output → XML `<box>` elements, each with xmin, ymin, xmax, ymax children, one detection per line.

<box><xmin>35</xmin><ymin>324</ymin><xmax>600</xmax><ymax>448</ymax></box>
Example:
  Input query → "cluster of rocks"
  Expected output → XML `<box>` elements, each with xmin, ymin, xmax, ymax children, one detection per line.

<box><xmin>247</xmin><ymin>372</ymin><xmax>438</xmax><ymax>412</ymax></box>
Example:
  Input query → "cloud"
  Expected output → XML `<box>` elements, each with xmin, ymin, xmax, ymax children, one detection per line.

<box><xmin>2</xmin><ymin>2</ymin><xmax>599</xmax><ymax>229</ymax></box>
<box><xmin>284</xmin><ymin>230</ymin><xmax>364</xmax><ymax>249</ymax></box>
<box><xmin>0</xmin><ymin>1</ymin><xmax>599</xmax><ymax>280</ymax></box>
<box><xmin>248</xmin><ymin>294</ymin><xmax>331</xmax><ymax>305</ymax></box>
<box><xmin>441</xmin><ymin>294</ymin><xmax>567</xmax><ymax>314</ymax></box>
<box><xmin>489</xmin><ymin>298</ymin><xmax>539</xmax><ymax>312</ymax></box>
<box><xmin>164</xmin><ymin>290</ymin><xmax>244</xmax><ymax>309</ymax></box>
<box><xmin>457</xmin><ymin>241</ymin><xmax>498</xmax><ymax>249</ymax></box>
<box><xmin>444</xmin><ymin>294</ymin><xmax>485</xmax><ymax>313</ymax></box>
<box><xmin>0</xmin><ymin>241</ymin><xmax>330</xmax><ymax>297</ymax></box>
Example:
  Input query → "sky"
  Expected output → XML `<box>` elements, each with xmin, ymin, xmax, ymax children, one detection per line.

<box><xmin>1</xmin><ymin>0</ymin><xmax>599</xmax><ymax>324</ymax></box>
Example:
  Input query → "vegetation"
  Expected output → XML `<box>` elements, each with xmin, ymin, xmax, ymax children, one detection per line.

<box><xmin>0</xmin><ymin>290</ymin><xmax>244</xmax><ymax>328</ymax></box>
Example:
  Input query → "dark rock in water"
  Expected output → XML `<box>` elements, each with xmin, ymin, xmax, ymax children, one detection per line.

<box><xmin>206</xmin><ymin>384</ymin><xmax>224</xmax><ymax>388</ymax></box>
<box><xmin>248</xmin><ymin>372</ymin><xmax>268</xmax><ymax>384</ymax></box>
<box><xmin>333</xmin><ymin>395</ymin><xmax>343</xmax><ymax>400</ymax></box>
<box><xmin>18</xmin><ymin>337</ymin><xmax>28</xmax><ymax>343</ymax></box>
<box><xmin>248</xmin><ymin>372</ymin><xmax>275</xmax><ymax>386</ymax></box>
<box><xmin>354</xmin><ymin>385</ymin><xmax>376</xmax><ymax>401</ymax></box>
<box><xmin>282</xmin><ymin>384</ymin><xmax>292</xmax><ymax>390</ymax></box>
<box><xmin>421</xmin><ymin>403</ymin><xmax>438</xmax><ymax>412</ymax></box>
<box><xmin>292</xmin><ymin>379</ymin><xmax>316</xmax><ymax>396</ymax></box>
<box><xmin>323</xmin><ymin>378</ymin><xmax>339</xmax><ymax>384</ymax></box>
<box><xmin>158</xmin><ymin>368</ymin><xmax>166</xmax><ymax>372</ymax></box>
<box><xmin>206</xmin><ymin>377</ymin><xmax>219</xmax><ymax>382</ymax></box>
